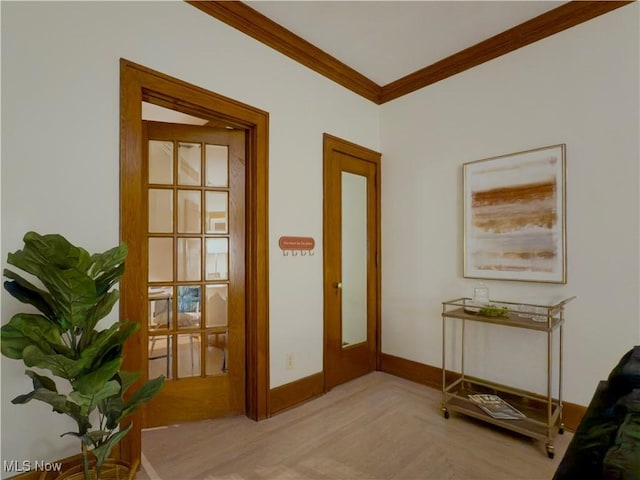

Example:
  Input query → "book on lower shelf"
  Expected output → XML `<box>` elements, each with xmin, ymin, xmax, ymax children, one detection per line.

<box><xmin>468</xmin><ymin>394</ymin><xmax>526</xmax><ymax>420</ymax></box>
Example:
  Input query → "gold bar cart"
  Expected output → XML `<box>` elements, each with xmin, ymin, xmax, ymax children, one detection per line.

<box><xmin>441</xmin><ymin>296</ymin><xmax>575</xmax><ymax>458</ymax></box>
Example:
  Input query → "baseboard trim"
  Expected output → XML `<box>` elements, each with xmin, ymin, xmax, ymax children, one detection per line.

<box><xmin>380</xmin><ymin>352</ymin><xmax>586</xmax><ymax>432</ymax></box>
<box><xmin>268</xmin><ymin>372</ymin><xmax>324</xmax><ymax>416</ymax></box>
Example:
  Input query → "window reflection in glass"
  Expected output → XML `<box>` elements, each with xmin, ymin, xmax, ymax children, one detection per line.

<box><xmin>205</xmin><ymin>145</ymin><xmax>228</xmax><ymax>187</ymax></box>
<box><xmin>205</xmin><ymin>238</ymin><xmax>228</xmax><ymax>280</ymax></box>
<box><xmin>177</xmin><ymin>238</ymin><xmax>201</xmax><ymax>282</ymax></box>
<box><xmin>177</xmin><ymin>333</ymin><xmax>201</xmax><ymax>378</ymax></box>
<box><xmin>177</xmin><ymin>286</ymin><xmax>201</xmax><ymax>329</ymax></box>
<box><xmin>149</xmin><ymin>189</ymin><xmax>173</xmax><ymax>233</ymax></box>
<box><xmin>148</xmin><ymin>335</ymin><xmax>172</xmax><ymax>380</ymax></box>
<box><xmin>178</xmin><ymin>142</ymin><xmax>201</xmax><ymax>186</ymax></box>
<box><xmin>148</xmin><ymin>238</ymin><xmax>173</xmax><ymax>282</ymax></box>
<box><xmin>177</xmin><ymin>190</ymin><xmax>201</xmax><ymax>234</ymax></box>
<box><xmin>205</xmin><ymin>191</ymin><xmax>228</xmax><ymax>234</ymax></box>
<box><xmin>148</xmin><ymin>141</ymin><xmax>173</xmax><ymax>185</ymax></box>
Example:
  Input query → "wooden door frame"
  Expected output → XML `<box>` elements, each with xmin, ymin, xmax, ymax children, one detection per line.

<box><xmin>322</xmin><ymin>133</ymin><xmax>382</xmax><ymax>391</ymax></box>
<box><xmin>119</xmin><ymin>59</ymin><xmax>269</xmax><ymax>465</ymax></box>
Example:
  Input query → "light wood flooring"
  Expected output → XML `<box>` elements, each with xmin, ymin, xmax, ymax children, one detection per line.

<box><xmin>139</xmin><ymin>372</ymin><xmax>571</xmax><ymax>480</ymax></box>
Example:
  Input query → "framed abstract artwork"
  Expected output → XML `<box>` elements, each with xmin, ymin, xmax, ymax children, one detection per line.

<box><xmin>463</xmin><ymin>144</ymin><xmax>566</xmax><ymax>283</ymax></box>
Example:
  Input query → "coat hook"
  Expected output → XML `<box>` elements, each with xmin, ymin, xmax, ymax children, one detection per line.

<box><xmin>283</xmin><ymin>250</ymin><xmax>289</xmax><ymax>256</ymax></box>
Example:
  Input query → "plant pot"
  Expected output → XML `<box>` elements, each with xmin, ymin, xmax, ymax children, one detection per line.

<box><xmin>52</xmin><ymin>459</ymin><xmax>138</xmax><ymax>480</ymax></box>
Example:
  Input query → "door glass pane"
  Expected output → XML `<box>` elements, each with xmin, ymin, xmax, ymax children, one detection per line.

<box><xmin>148</xmin><ymin>335</ymin><xmax>172</xmax><ymax>380</ymax></box>
<box><xmin>148</xmin><ymin>140</ymin><xmax>173</xmax><ymax>185</ymax></box>
<box><xmin>177</xmin><ymin>190</ymin><xmax>201</xmax><ymax>234</ymax></box>
<box><xmin>178</xmin><ymin>333</ymin><xmax>201</xmax><ymax>378</ymax></box>
<box><xmin>206</xmin><ymin>331</ymin><xmax>227</xmax><ymax>376</ymax></box>
<box><xmin>205</xmin><ymin>191</ymin><xmax>228</xmax><ymax>234</ymax></box>
<box><xmin>149</xmin><ymin>286</ymin><xmax>173</xmax><ymax>330</ymax></box>
<box><xmin>205</xmin><ymin>285</ymin><xmax>228</xmax><ymax>327</ymax></box>
<box><xmin>177</xmin><ymin>238</ymin><xmax>201</xmax><ymax>282</ymax></box>
<box><xmin>206</xmin><ymin>238</ymin><xmax>228</xmax><ymax>280</ymax></box>
<box><xmin>178</xmin><ymin>142</ymin><xmax>201</xmax><ymax>186</ymax></box>
<box><xmin>206</xmin><ymin>145</ymin><xmax>228</xmax><ymax>187</ymax></box>
<box><xmin>341</xmin><ymin>172</ymin><xmax>368</xmax><ymax>347</ymax></box>
<box><xmin>177</xmin><ymin>286</ymin><xmax>201</xmax><ymax>329</ymax></box>
<box><xmin>149</xmin><ymin>189</ymin><xmax>173</xmax><ymax>233</ymax></box>
<box><xmin>149</xmin><ymin>238</ymin><xmax>173</xmax><ymax>282</ymax></box>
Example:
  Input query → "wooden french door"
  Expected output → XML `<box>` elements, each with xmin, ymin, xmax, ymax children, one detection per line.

<box><xmin>323</xmin><ymin>134</ymin><xmax>381</xmax><ymax>391</ymax></box>
<box><xmin>142</xmin><ymin>121</ymin><xmax>245</xmax><ymax>426</ymax></box>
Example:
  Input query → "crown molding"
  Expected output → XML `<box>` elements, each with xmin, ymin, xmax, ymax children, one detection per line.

<box><xmin>380</xmin><ymin>1</ymin><xmax>634</xmax><ymax>103</ymax></box>
<box><xmin>188</xmin><ymin>1</ymin><xmax>634</xmax><ymax>105</ymax></box>
<box><xmin>186</xmin><ymin>0</ymin><xmax>381</xmax><ymax>103</ymax></box>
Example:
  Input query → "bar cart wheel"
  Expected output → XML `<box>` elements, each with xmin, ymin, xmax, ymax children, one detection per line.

<box><xmin>442</xmin><ymin>408</ymin><xmax>450</xmax><ymax>419</ymax></box>
<box><xmin>546</xmin><ymin>444</ymin><xmax>555</xmax><ymax>459</ymax></box>
<box><xmin>559</xmin><ymin>424</ymin><xmax>565</xmax><ymax>435</ymax></box>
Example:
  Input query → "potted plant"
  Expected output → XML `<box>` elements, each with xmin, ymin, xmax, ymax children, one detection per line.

<box><xmin>1</xmin><ymin>232</ymin><xmax>165</xmax><ymax>479</ymax></box>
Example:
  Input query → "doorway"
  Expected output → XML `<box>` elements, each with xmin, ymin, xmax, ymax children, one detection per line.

<box><xmin>323</xmin><ymin>134</ymin><xmax>381</xmax><ymax>391</ymax></box>
<box><xmin>119</xmin><ymin>59</ymin><xmax>269</xmax><ymax>466</ymax></box>
<box><xmin>142</xmin><ymin>120</ymin><xmax>246</xmax><ymax>426</ymax></box>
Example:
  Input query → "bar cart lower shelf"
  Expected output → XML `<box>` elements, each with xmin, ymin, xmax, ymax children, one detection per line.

<box><xmin>442</xmin><ymin>376</ymin><xmax>564</xmax><ymax>458</ymax></box>
<box><xmin>440</xmin><ymin>296</ymin><xmax>575</xmax><ymax>459</ymax></box>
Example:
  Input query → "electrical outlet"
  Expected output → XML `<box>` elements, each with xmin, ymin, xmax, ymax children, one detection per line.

<box><xmin>285</xmin><ymin>353</ymin><xmax>294</xmax><ymax>370</ymax></box>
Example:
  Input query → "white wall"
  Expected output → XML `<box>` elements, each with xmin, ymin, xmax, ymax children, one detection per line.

<box><xmin>1</xmin><ymin>1</ymin><xmax>379</xmax><ymax>472</ymax></box>
<box><xmin>381</xmin><ymin>4</ymin><xmax>639</xmax><ymax>406</ymax></box>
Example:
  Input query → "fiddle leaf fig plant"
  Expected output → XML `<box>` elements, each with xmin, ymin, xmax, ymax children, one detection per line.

<box><xmin>1</xmin><ymin>232</ymin><xmax>164</xmax><ymax>479</ymax></box>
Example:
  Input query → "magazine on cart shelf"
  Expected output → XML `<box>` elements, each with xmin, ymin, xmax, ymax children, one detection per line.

<box><xmin>468</xmin><ymin>394</ymin><xmax>526</xmax><ymax>420</ymax></box>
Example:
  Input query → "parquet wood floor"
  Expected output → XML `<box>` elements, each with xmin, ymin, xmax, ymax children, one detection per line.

<box><xmin>139</xmin><ymin>372</ymin><xmax>571</xmax><ymax>480</ymax></box>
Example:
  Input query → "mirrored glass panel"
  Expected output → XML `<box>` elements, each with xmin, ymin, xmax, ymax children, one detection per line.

<box><xmin>206</xmin><ymin>331</ymin><xmax>227</xmax><ymax>376</ymax></box>
<box><xmin>149</xmin><ymin>286</ymin><xmax>173</xmax><ymax>330</ymax></box>
<box><xmin>178</xmin><ymin>142</ymin><xmax>201</xmax><ymax>186</ymax></box>
<box><xmin>205</xmin><ymin>238</ymin><xmax>228</xmax><ymax>280</ymax></box>
<box><xmin>205</xmin><ymin>145</ymin><xmax>228</xmax><ymax>187</ymax></box>
<box><xmin>205</xmin><ymin>191</ymin><xmax>228</xmax><ymax>234</ymax></box>
<box><xmin>148</xmin><ymin>237</ymin><xmax>173</xmax><ymax>282</ymax></box>
<box><xmin>177</xmin><ymin>190</ymin><xmax>201</xmax><ymax>234</ymax></box>
<box><xmin>341</xmin><ymin>172</ymin><xmax>368</xmax><ymax>347</ymax></box>
<box><xmin>177</xmin><ymin>286</ymin><xmax>201</xmax><ymax>329</ymax></box>
<box><xmin>205</xmin><ymin>285</ymin><xmax>228</xmax><ymax>327</ymax></box>
<box><xmin>177</xmin><ymin>238</ymin><xmax>201</xmax><ymax>282</ymax></box>
<box><xmin>177</xmin><ymin>333</ymin><xmax>201</xmax><ymax>378</ymax></box>
<box><xmin>149</xmin><ymin>189</ymin><xmax>173</xmax><ymax>233</ymax></box>
<box><xmin>148</xmin><ymin>140</ymin><xmax>173</xmax><ymax>185</ymax></box>
<box><xmin>148</xmin><ymin>335</ymin><xmax>172</xmax><ymax>380</ymax></box>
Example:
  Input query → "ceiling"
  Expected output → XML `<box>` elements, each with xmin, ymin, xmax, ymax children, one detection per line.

<box><xmin>245</xmin><ymin>1</ymin><xmax>564</xmax><ymax>86</ymax></box>
<box><xmin>189</xmin><ymin>1</ymin><xmax>631</xmax><ymax>103</ymax></box>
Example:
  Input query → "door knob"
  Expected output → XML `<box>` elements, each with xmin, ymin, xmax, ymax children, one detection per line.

<box><xmin>334</xmin><ymin>282</ymin><xmax>343</xmax><ymax>290</ymax></box>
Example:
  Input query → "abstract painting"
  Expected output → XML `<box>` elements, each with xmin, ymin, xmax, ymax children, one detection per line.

<box><xmin>463</xmin><ymin>144</ymin><xmax>566</xmax><ymax>283</ymax></box>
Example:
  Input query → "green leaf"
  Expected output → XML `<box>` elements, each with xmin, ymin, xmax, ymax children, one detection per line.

<box><xmin>0</xmin><ymin>324</ymin><xmax>34</xmax><ymax>359</ymax></box>
<box><xmin>25</xmin><ymin>369</ymin><xmax>59</xmax><ymax>392</ymax></box>
<box><xmin>0</xmin><ymin>313</ymin><xmax>63</xmax><ymax>359</ymax></box>
<box><xmin>3</xmin><ymin>270</ymin><xmax>56</xmax><ymax>321</ymax></box>
<box><xmin>22</xmin><ymin>231</ymin><xmax>92</xmax><ymax>271</ymax></box>
<box><xmin>116</xmin><ymin>376</ymin><xmax>165</xmax><ymax>423</ymax></box>
<box><xmin>37</xmin><ymin>265</ymin><xmax>97</xmax><ymax>328</ymax></box>
<box><xmin>78</xmin><ymin>321</ymin><xmax>138</xmax><ymax>373</ymax></box>
<box><xmin>81</xmin><ymin>290</ymin><xmax>120</xmax><ymax>341</ymax></box>
<box><xmin>117</xmin><ymin>370</ymin><xmax>141</xmax><ymax>394</ymax></box>
<box><xmin>22</xmin><ymin>345</ymin><xmax>89</xmax><ymax>379</ymax></box>
<box><xmin>90</xmin><ymin>244</ymin><xmax>127</xmax><ymax>295</ymax></box>
<box><xmin>70</xmin><ymin>380</ymin><xmax>120</xmax><ymax>418</ymax></box>
<box><xmin>89</xmin><ymin>424</ymin><xmax>132</xmax><ymax>472</ymax></box>
<box><xmin>12</xmin><ymin>383</ymin><xmax>90</xmax><ymax>433</ymax></box>
<box><xmin>72</xmin><ymin>358</ymin><xmax>122</xmax><ymax>396</ymax></box>
<box><xmin>89</xmin><ymin>244</ymin><xmax>127</xmax><ymax>278</ymax></box>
